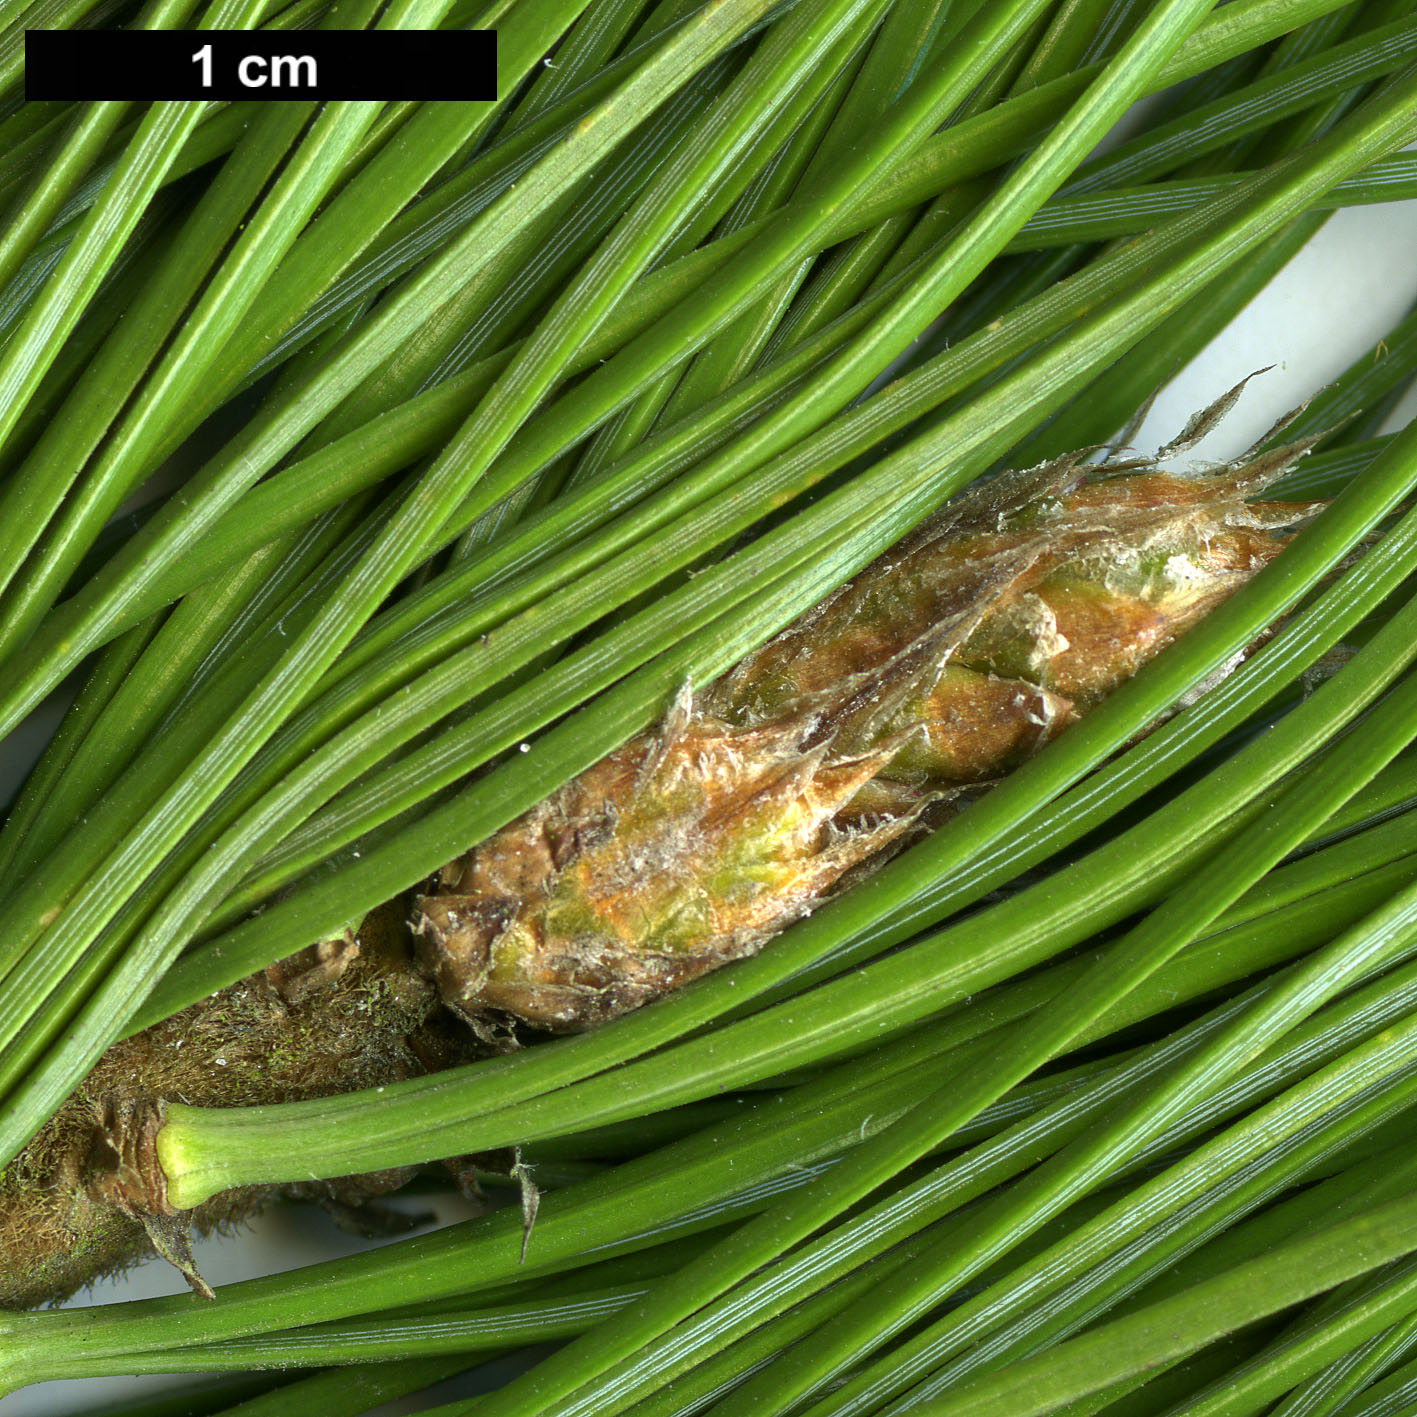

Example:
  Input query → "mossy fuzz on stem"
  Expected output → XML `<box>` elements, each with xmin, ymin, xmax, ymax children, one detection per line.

<box><xmin>0</xmin><ymin>906</ymin><xmax>478</xmax><ymax>1309</ymax></box>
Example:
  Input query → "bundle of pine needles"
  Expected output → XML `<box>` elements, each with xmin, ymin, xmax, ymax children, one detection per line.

<box><xmin>4</xmin><ymin>0</ymin><xmax>1417</xmax><ymax>1413</ymax></box>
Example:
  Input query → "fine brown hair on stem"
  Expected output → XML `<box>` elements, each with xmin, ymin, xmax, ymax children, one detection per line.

<box><xmin>0</xmin><ymin>904</ymin><xmax>478</xmax><ymax>1308</ymax></box>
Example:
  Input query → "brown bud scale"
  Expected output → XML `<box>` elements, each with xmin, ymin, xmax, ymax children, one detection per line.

<box><xmin>418</xmin><ymin>422</ymin><xmax>1324</xmax><ymax>1033</ymax></box>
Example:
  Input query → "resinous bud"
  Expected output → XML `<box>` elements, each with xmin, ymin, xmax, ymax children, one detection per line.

<box><xmin>418</xmin><ymin>421</ymin><xmax>1324</xmax><ymax>1033</ymax></box>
